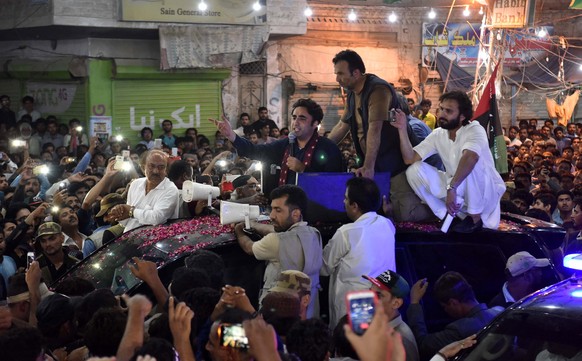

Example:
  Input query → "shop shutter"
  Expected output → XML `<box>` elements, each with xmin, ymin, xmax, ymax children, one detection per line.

<box><xmin>112</xmin><ymin>79</ymin><xmax>222</xmax><ymax>146</ymax></box>
<box><xmin>57</xmin><ymin>81</ymin><xmax>87</xmax><ymax>125</ymax></box>
<box><xmin>0</xmin><ymin>80</ymin><xmax>23</xmax><ymax>105</ymax></box>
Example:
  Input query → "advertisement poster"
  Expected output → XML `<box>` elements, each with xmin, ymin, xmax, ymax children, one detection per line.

<box><xmin>25</xmin><ymin>82</ymin><xmax>78</xmax><ymax>114</ymax></box>
<box><xmin>422</xmin><ymin>23</ymin><xmax>553</xmax><ymax>68</ymax></box>
<box><xmin>90</xmin><ymin>116</ymin><xmax>112</xmax><ymax>143</ymax></box>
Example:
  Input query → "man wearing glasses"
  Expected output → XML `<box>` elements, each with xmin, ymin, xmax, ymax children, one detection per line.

<box><xmin>109</xmin><ymin>150</ymin><xmax>180</xmax><ymax>232</ymax></box>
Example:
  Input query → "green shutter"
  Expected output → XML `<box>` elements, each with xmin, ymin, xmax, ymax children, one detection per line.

<box><xmin>0</xmin><ymin>80</ymin><xmax>23</xmax><ymax>105</ymax></box>
<box><xmin>112</xmin><ymin>79</ymin><xmax>222</xmax><ymax>145</ymax></box>
<box><xmin>57</xmin><ymin>81</ymin><xmax>87</xmax><ymax>125</ymax></box>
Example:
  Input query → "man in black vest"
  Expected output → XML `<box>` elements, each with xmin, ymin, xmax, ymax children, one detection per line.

<box><xmin>328</xmin><ymin>49</ymin><xmax>432</xmax><ymax>222</ymax></box>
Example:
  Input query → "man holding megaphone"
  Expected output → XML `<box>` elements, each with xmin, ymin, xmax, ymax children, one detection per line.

<box><xmin>233</xmin><ymin>184</ymin><xmax>322</xmax><ymax>319</ymax></box>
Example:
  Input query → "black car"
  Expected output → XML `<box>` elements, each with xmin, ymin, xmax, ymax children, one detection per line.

<box><xmin>455</xmin><ymin>276</ymin><xmax>582</xmax><ymax>361</ymax></box>
<box><xmin>54</xmin><ymin>212</ymin><xmax>565</xmax><ymax>329</ymax></box>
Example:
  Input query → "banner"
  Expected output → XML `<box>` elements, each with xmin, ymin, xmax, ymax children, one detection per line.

<box><xmin>121</xmin><ymin>0</ymin><xmax>266</xmax><ymax>24</ymax></box>
<box><xmin>474</xmin><ymin>65</ymin><xmax>508</xmax><ymax>174</ymax></box>
<box><xmin>570</xmin><ymin>0</ymin><xmax>582</xmax><ymax>9</ymax></box>
<box><xmin>422</xmin><ymin>23</ymin><xmax>553</xmax><ymax>68</ymax></box>
<box><xmin>25</xmin><ymin>82</ymin><xmax>77</xmax><ymax>114</ymax></box>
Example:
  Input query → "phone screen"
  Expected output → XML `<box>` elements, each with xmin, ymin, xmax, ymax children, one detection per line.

<box><xmin>346</xmin><ymin>291</ymin><xmax>376</xmax><ymax>335</ymax></box>
<box><xmin>27</xmin><ymin>252</ymin><xmax>35</xmax><ymax>269</ymax></box>
<box><xmin>218</xmin><ymin>324</ymin><xmax>249</xmax><ymax>349</ymax></box>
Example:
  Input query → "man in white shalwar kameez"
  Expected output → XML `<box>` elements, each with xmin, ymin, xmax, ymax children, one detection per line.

<box><xmin>391</xmin><ymin>91</ymin><xmax>505</xmax><ymax>232</ymax></box>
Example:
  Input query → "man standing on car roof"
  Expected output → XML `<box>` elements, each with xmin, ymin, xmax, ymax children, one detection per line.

<box><xmin>391</xmin><ymin>90</ymin><xmax>506</xmax><ymax>233</ymax></box>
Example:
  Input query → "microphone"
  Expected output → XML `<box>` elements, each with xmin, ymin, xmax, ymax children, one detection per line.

<box><xmin>288</xmin><ymin>132</ymin><xmax>296</xmax><ymax>157</ymax></box>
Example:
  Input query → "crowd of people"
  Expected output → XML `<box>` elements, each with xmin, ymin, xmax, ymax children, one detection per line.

<box><xmin>0</xmin><ymin>48</ymin><xmax>575</xmax><ymax>361</ymax></box>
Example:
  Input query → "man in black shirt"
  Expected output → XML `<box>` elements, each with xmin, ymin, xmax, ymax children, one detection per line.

<box><xmin>213</xmin><ymin>99</ymin><xmax>343</xmax><ymax>195</ymax></box>
<box><xmin>0</xmin><ymin>95</ymin><xmax>16</xmax><ymax>131</ymax></box>
<box><xmin>35</xmin><ymin>222</ymin><xmax>79</xmax><ymax>285</ymax></box>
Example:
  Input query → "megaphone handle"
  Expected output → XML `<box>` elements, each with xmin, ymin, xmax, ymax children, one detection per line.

<box><xmin>245</xmin><ymin>213</ymin><xmax>251</xmax><ymax>230</ymax></box>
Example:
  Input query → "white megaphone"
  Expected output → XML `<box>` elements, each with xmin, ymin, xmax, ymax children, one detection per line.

<box><xmin>220</xmin><ymin>201</ymin><xmax>261</xmax><ymax>230</ymax></box>
<box><xmin>182</xmin><ymin>180</ymin><xmax>220</xmax><ymax>206</ymax></box>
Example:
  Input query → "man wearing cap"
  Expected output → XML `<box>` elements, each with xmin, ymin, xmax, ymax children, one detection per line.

<box><xmin>87</xmin><ymin>193</ymin><xmax>126</xmax><ymax>248</ymax></box>
<box><xmin>269</xmin><ymin>270</ymin><xmax>313</xmax><ymax>320</ymax></box>
<box><xmin>36</xmin><ymin>293</ymin><xmax>79</xmax><ymax>352</ymax></box>
<box><xmin>488</xmin><ymin>251</ymin><xmax>550</xmax><ymax>308</ymax></box>
<box><xmin>364</xmin><ymin>270</ymin><xmax>419</xmax><ymax>361</ymax></box>
<box><xmin>231</xmin><ymin>175</ymin><xmax>268</xmax><ymax>206</ymax></box>
<box><xmin>322</xmin><ymin>177</ymin><xmax>396</xmax><ymax>328</ymax></box>
<box><xmin>35</xmin><ymin>222</ymin><xmax>79</xmax><ymax>285</ymax></box>
<box><xmin>109</xmin><ymin>149</ymin><xmax>180</xmax><ymax>232</ymax></box>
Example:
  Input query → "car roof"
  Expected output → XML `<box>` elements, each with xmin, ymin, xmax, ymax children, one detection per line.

<box><xmin>510</xmin><ymin>277</ymin><xmax>582</xmax><ymax>320</ymax></box>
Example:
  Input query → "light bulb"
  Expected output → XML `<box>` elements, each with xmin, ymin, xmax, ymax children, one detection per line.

<box><xmin>253</xmin><ymin>1</ymin><xmax>261</xmax><ymax>11</ymax></box>
<box><xmin>304</xmin><ymin>7</ymin><xmax>313</xmax><ymax>17</ymax></box>
<box><xmin>463</xmin><ymin>5</ymin><xmax>470</xmax><ymax>17</ymax></box>
<box><xmin>537</xmin><ymin>28</ymin><xmax>547</xmax><ymax>38</ymax></box>
<box><xmin>198</xmin><ymin>0</ymin><xmax>207</xmax><ymax>11</ymax></box>
<box><xmin>428</xmin><ymin>8</ymin><xmax>436</xmax><ymax>19</ymax></box>
<box><xmin>115</xmin><ymin>135</ymin><xmax>123</xmax><ymax>142</ymax></box>
<box><xmin>388</xmin><ymin>12</ymin><xmax>397</xmax><ymax>23</ymax></box>
<box><xmin>479</xmin><ymin>6</ymin><xmax>484</xmax><ymax>15</ymax></box>
<box><xmin>348</xmin><ymin>9</ymin><xmax>357</xmax><ymax>21</ymax></box>
<box><xmin>579</xmin><ymin>63</ymin><xmax>582</xmax><ymax>71</ymax></box>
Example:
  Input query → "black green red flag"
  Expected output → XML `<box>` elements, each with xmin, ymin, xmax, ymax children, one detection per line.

<box><xmin>474</xmin><ymin>64</ymin><xmax>508</xmax><ymax>174</ymax></box>
<box><xmin>570</xmin><ymin>0</ymin><xmax>582</xmax><ymax>9</ymax></box>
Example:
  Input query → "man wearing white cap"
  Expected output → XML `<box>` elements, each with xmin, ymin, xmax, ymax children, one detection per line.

<box><xmin>488</xmin><ymin>251</ymin><xmax>550</xmax><ymax>308</ymax></box>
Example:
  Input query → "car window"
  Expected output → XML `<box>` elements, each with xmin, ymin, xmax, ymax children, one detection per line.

<box><xmin>464</xmin><ymin>312</ymin><xmax>582</xmax><ymax>361</ymax></box>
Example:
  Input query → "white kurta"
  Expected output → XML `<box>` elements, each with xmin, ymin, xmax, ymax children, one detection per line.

<box><xmin>123</xmin><ymin>177</ymin><xmax>180</xmax><ymax>232</ymax></box>
<box><xmin>407</xmin><ymin>121</ymin><xmax>506</xmax><ymax>229</ymax></box>
<box><xmin>322</xmin><ymin>212</ymin><xmax>396</xmax><ymax>328</ymax></box>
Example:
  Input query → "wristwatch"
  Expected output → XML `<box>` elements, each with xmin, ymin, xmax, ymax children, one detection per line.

<box><xmin>128</xmin><ymin>206</ymin><xmax>135</xmax><ymax>218</ymax></box>
<box><xmin>446</xmin><ymin>184</ymin><xmax>456</xmax><ymax>192</ymax></box>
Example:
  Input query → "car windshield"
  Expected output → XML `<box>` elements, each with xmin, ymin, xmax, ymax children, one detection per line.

<box><xmin>464</xmin><ymin>310</ymin><xmax>582</xmax><ymax>361</ymax></box>
<box><xmin>56</xmin><ymin>215</ymin><xmax>234</xmax><ymax>294</ymax></box>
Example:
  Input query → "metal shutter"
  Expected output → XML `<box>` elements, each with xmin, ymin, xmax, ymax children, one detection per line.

<box><xmin>112</xmin><ymin>79</ymin><xmax>222</xmax><ymax>145</ymax></box>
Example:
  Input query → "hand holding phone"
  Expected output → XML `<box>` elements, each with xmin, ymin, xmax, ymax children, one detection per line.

<box><xmin>346</xmin><ymin>290</ymin><xmax>377</xmax><ymax>335</ymax></box>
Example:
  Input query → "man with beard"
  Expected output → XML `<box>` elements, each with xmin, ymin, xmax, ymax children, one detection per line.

<box><xmin>35</xmin><ymin>222</ymin><xmax>79</xmax><ymax>285</ymax></box>
<box><xmin>233</xmin><ymin>185</ymin><xmax>322</xmax><ymax>316</ymax></box>
<box><xmin>109</xmin><ymin>150</ymin><xmax>180</xmax><ymax>232</ymax></box>
<box><xmin>57</xmin><ymin>206</ymin><xmax>95</xmax><ymax>258</ymax></box>
<box><xmin>391</xmin><ymin>91</ymin><xmax>506</xmax><ymax>232</ymax></box>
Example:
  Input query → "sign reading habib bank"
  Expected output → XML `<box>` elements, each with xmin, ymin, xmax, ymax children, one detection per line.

<box><xmin>121</xmin><ymin>0</ymin><xmax>266</xmax><ymax>25</ymax></box>
<box><xmin>491</xmin><ymin>0</ymin><xmax>531</xmax><ymax>28</ymax></box>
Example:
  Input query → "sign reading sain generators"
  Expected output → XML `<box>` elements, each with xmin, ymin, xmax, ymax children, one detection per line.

<box><xmin>121</xmin><ymin>0</ymin><xmax>266</xmax><ymax>24</ymax></box>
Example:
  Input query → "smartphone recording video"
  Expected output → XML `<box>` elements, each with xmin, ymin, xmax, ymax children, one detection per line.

<box><xmin>218</xmin><ymin>323</ymin><xmax>249</xmax><ymax>349</ymax></box>
<box><xmin>346</xmin><ymin>290</ymin><xmax>377</xmax><ymax>335</ymax></box>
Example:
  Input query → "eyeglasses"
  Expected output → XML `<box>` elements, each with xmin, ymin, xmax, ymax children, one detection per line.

<box><xmin>245</xmin><ymin>183</ymin><xmax>258</xmax><ymax>189</ymax></box>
